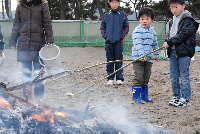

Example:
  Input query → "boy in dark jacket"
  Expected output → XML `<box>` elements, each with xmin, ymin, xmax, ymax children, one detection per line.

<box><xmin>163</xmin><ymin>0</ymin><xmax>199</xmax><ymax>107</ymax></box>
<box><xmin>100</xmin><ymin>0</ymin><xmax>129</xmax><ymax>85</ymax></box>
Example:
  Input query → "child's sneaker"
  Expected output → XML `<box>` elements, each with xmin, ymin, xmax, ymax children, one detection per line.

<box><xmin>175</xmin><ymin>98</ymin><xmax>191</xmax><ymax>107</ymax></box>
<box><xmin>117</xmin><ymin>80</ymin><xmax>123</xmax><ymax>85</ymax></box>
<box><xmin>169</xmin><ymin>97</ymin><xmax>180</xmax><ymax>106</ymax></box>
<box><xmin>107</xmin><ymin>80</ymin><xmax>114</xmax><ymax>85</ymax></box>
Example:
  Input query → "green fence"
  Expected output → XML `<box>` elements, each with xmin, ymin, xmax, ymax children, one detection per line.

<box><xmin>0</xmin><ymin>20</ymin><xmax>166</xmax><ymax>58</ymax></box>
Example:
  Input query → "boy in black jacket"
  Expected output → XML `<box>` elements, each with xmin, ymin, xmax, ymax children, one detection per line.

<box><xmin>100</xmin><ymin>0</ymin><xmax>129</xmax><ymax>85</ymax></box>
<box><xmin>163</xmin><ymin>0</ymin><xmax>199</xmax><ymax>107</ymax></box>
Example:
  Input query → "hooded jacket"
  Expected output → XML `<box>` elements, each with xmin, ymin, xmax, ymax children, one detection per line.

<box><xmin>165</xmin><ymin>11</ymin><xmax>199</xmax><ymax>58</ymax></box>
<box><xmin>9</xmin><ymin>0</ymin><xmax>54</xmax><ymax>62</ymax></box>
<box><xmin>132</xmin><ymin>24</ymin><xmax>159</xmax><ymax>62</ymax></box>
<box><xmin>100</xmin><ymin>9</ymin><xmax>129</xmax><ymax>44</ymax></box>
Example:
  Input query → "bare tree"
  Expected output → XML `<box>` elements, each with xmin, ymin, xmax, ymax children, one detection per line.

<box><xmin>70</xmin><ymin>0</ymin><xmax>80</xmax><ymax>19</ymax></box>
<box><xmin>96</xmin><ymin>0</ymin><xmax>104</xmax><ymax>19</ymax></box>
<box><xmin>5</xmin><ymin>0</ymin><xmax>12</xmax><ymax>20</ymax></box>
<box><xmin>61</xmin><ymin>0</ymin><xmax>66</xmax><ymax>20</ymax></box>
<box><xmin>89</xmin><ymin>0</ymin><xmax>96</xmax><ymax>20</ymax></box>
<box><xmin>105</xmin><ymin>0</ymin><xmax>108</xmax><ymax>13</ymax></box>
<box><xmin>130</xmin><ymin>0</ymin><xmax>138</xmax><ymax>19</ymax></box>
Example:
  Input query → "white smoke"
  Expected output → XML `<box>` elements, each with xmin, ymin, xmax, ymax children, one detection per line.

<box><xmin>88</xmin><ymin>98</ymin><xmax>175</xmax><ymax>134</ymax></box>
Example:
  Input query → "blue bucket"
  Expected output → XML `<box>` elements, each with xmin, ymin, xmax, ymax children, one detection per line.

<box><xmin>195</xmin><ymin>46</ymin><xmax>200</xmax><ymax>51</ymax></box>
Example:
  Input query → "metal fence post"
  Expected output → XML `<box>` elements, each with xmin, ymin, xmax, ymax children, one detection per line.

<box><xmin>81</xmin><ymin>21</ymin><xmax>84</xmax><ymax>47</ymax></box>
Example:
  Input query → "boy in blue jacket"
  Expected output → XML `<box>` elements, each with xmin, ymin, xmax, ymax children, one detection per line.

<box><xmin>132</xmin><ymin>7</ymin><xmax>159</xmax><ymax>104</ymax></box>
<box><xmin>163</xmin><ymin>0</ymin><xmax>199</xmax><ymax>107</ymax></box>
<box><xmin>100</xmin><ymin>0</ymin><xmax>129</xmax><ymax>85</ymax></box>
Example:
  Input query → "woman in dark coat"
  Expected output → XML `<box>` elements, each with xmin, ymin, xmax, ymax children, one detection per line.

<box><xmin>0</xmin><ymin>25</ymin><xmax>5</xmax><ymax>66</ymax></box>
<box><xmin>9</xmin><ymin>0</ymin><xmax>54</xmax><ymax>99</ymax></box>
<box><xmin>0</xmin><ymin>25</ymin><xmax>4</xmax><ymax>51</ymax></box>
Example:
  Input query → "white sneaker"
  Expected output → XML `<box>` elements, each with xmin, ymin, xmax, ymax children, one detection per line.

<box><xmin>174</xmin><ymin>98</ymin><xmax>191</xmax><ymax>107</ymax></box>
<box><xmin>169</xmin><ymin>97</ymin><xmax>180</xmax><ymax>106</ymax></box>
<box><xmin>107</xmin><ymin>80</ymin><xmax>114</xmax><ymax>85</ymax></box>
<box><xmin>117</xmin><ymin>80</ymin><xmax>123</xmax><ymax>85</ymax></box>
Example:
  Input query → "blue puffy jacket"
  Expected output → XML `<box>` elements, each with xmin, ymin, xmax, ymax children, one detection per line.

<box><xmin>100</xmin><ymin>9</ymin><xmax>129</xmax><ymax>44</ymax></box>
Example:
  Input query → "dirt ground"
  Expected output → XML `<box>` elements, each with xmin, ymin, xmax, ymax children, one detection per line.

<box><xmin>1</xmin><ymin>47</ymin><xmax>200</xmax><ymax>134</ymax></box>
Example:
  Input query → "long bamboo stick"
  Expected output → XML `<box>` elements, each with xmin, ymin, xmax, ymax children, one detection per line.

<box><xmin>47</xmin><ymin>47</ymin><xmax>165</xmax><ymax>84</ymax></box>
<box><xmin>66</xmin><ymin>46</ymin><xmax>164</xmax><ymax>98</ymax></box>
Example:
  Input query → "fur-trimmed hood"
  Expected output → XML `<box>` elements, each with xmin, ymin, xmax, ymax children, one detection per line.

<box><xmin>18</xmin><ymin>0</ymin><xmax>47</xmax><ymax>6</ymax></box>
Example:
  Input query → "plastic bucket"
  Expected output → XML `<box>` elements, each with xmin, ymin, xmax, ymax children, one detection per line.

<box><xmin>39</xmin><ymin>45</ymin><xmax>61</xmax><ymax>70</ymax></box>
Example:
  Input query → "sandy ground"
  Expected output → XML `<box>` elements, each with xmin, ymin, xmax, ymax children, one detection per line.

<box><xmin>1</xmin><ymin>47</ymin><xmax>200</xmax><ymax>134</ymax></box>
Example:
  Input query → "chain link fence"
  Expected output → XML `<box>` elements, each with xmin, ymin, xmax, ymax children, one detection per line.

<box><xmin>0</xmin><ymin>20</ymin><xmax>166</xmax><ymax>58</ymax></box>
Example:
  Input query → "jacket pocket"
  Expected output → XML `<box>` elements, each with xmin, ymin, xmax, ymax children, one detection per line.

<box><xmin>17</xmin><ymin>37</ymin><xmax>27</xmax><ymax>51</ymax></box>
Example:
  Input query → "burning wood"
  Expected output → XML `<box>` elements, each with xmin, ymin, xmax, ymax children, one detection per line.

<box><xmin>0</xmin><ymin>88</ymin><xmax>93</xmax><ymax>133</ymax></box>
<box><xmin>82</xmin><ymin>99</ymin><xmax>90</xmax><ymax>125</ymax></box>
<box><xmin>0</xmin><ymin>94</ymin><xmax>90</xmax><ymax>133</ymax></box>
<box><xmin>93</xmin><ymin>117</ymin><xmax>98</xmax><ymax>126</ymax></box>
<box><xmin>0</xmin><ymin>97</ymin><xmax>12</xmax><ymax>109</ymax></box>
<box><xmin>0</xmin><ymin>71</ymin><xmax>126</xmax><ymax>134</ymax></box>
<box><xmin>91</xmin><ymin>117</ymin><xmax>125</xmax><ymax>134</ymax></box>
<box><xmin>42</xmin><ymin>79</ymin><xmax>51</xmax><ymax>85</ymax></box>
<box><xmin>3</xmin><ymin>69</ymin><xmax>76</xmax><ymax>92</ymax></box>
<box><xmin>0</xmin><ymin>89</ymin><xmax>126</xmax><ymax>134</ymax></box>
<box><xmin>0</xmin><ymin>82</ymin><xmax>7</xmax><ymax>90</ymax></box>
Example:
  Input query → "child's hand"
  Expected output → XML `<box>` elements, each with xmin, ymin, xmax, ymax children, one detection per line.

<box><xmin>10</xmin><ymin>46</ymin><xmax>16</xmax><ymax>51</ymax></box>
<box><xmin>141</xmin><ymin>57</ymin><xmax>146</xmax><ymax>62</ymax></box>
<box><xmin>154</xmin><ymin>57</ymin><xmax>159</xmax><ymax>61</ymax></box>
<box><xmin>163</xmin><ymin>42</ymin><xmax>169</xmax><ymax>49</ymax></box>
<box><xmin>10</xmin><ymin>46</ymin><xmax>15</xmax><ymax>49</ymax></box>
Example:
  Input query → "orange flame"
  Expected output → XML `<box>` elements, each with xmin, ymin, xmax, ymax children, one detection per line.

<box><xmin>54</xmin><ymin>111</ymin><xmax>67</xmax><ymax>118</ymax></box>
<box><xmin>24</xmin><ymin>86</ymin><xmax>36</xmax><ymax>103</ymax></box>
<box><xmin>93</xmin><ymin>117</ymin><xmax>97</xmax><ymax>121</ymax></box>
<box><xmin>93</xmin><ymin>117</ymin><xmax>98</xmax><ymax>126</ymax></box>
<box><xmin>30</xmin><ymin>109</ymin><xmax>55</xmax><ymax>125</ymax></box>
<box><xmin>0</xmin><ymin>97</ymin><xmax>12</xmax><ymax>109</ymax></box>
<box><xmin>30</xmin><ymin>114</ymin><xmax>47</xmax><ymax>122</ymax></box>
<box><xmin>44</xmin><ymin>109</ymin><xmax>55</xmax><ymax>125</ymax></box>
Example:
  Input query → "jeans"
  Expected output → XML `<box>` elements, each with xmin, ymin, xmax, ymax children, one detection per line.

<box><xmin>21</xmin><ymin>58</ymin><xmax>44</xmax><ymax>99</ymax></box>
<box><xmin>132</xmin><ymin>61</ymin><xmax>152</xmax><ymax>86</ymax></box>
<box><xmin>169</xmin><ymin>50</ymin><xmax>191</xmax><ymax>100</ymax></box>
<box><xmin>106</xmin><ymin>43</ymin><xmax>124</xmax><ymax>81</ymax></box>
